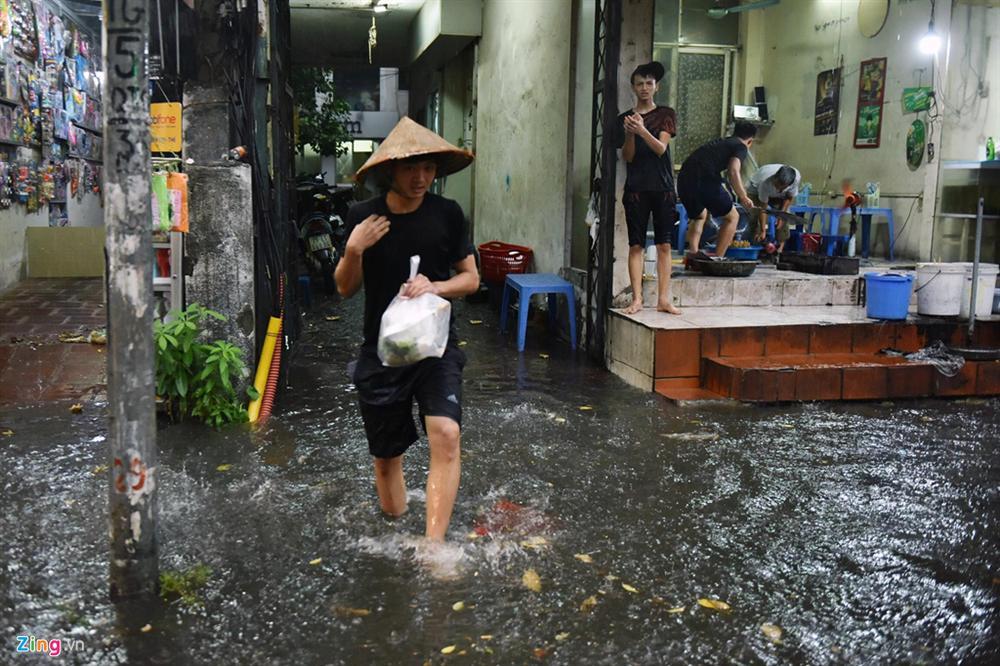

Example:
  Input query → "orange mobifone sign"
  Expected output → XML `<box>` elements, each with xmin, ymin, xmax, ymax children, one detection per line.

<box><xmin>150</xmin><ymin>102</ymin><xmax>182</xmax><ymax>153</ymax></box>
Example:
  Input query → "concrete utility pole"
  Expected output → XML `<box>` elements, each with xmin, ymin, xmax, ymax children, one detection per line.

<box><xmin>103</xmin><ymin>0</ymin><xmax>158</xmax><ymax>599</ymax></box>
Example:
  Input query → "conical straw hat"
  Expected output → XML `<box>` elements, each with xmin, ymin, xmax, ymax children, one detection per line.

<box><xmin>355</xmin><ymin>116</ymin><xmax>474</xmax><ymax>182</ymax></box>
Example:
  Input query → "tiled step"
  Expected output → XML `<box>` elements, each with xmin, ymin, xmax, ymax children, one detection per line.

<box><xmin>641</xmin><ymin>265</ymin><xmax>864</xmax><ymax>308</ymax></box>
<box><xmin>653</xmin><ymin>383</ymin><xmax>730</xmax><ymax>405</ymax></box>
<box><xmin>703</xmin><ymin>354</ymin><xmax>1000</xmax><ymax>402</ymax></box>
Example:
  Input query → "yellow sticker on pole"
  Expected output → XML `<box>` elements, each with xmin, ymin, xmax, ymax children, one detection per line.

<box><xmin>151</xmin><ymin>102</ymin><xmax>182</xmax><ymax>153</ymax></box>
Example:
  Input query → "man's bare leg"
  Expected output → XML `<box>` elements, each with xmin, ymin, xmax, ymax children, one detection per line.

<box><xmin>424</xmin><ymin>415</ymin><xmax>461</xmax><ymax>541</ymax></box>
<box><xmin>624</xmin><ymin>245</ymin><xmax>645</xmax><ymax>314</ymax></box>
<box><xmin>655</xmin><ymin>243</ymin><xmax>681</xmax><ymax>314</ymax></box>
<box><xmin>373</xmin><ymin>455</ymin><xmax>408</xmax><ymax>517</ymax></box>
<box><xmin>686</xmin><ymin>213</ymin><xmax>707</xmax><ymax>254</ymax></box>
<box><xmin>715</xmin><ymin>207</ymin><xmax>741</xmax><ymax>258</ymax></box>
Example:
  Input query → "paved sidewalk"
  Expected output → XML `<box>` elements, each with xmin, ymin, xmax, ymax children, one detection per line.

<box><xmin>0</xmin><ymin>278</ymin><xmax>107</xmax><ymax>407</ymax></box>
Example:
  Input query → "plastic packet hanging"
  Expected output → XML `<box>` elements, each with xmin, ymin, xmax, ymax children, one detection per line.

<box><xmin>377</xmin><ymin>255</ymin><xmax>451</xmax><ymax>367</ymax></box>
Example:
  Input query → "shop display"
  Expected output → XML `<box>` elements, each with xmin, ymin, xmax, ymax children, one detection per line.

<box><xmin>0</xmin><ymin>0</ymin><xmax>101</xmax><ymax>224</ymax></box>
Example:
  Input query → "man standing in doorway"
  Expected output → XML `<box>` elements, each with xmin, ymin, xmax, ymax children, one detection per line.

<box><xmin>616</xmin><ymin>61</ymin><xmax>681</xmax><ymax>315</ymax></box>
<box><xmin>677</xmin><ymin>121</ymin><xmax>757</xmax><ymax>258</ymax></box>
<box><xmin>335</xmin><ymin>117</ymin><xmax>479</xmax><ymax>543</ymax></box>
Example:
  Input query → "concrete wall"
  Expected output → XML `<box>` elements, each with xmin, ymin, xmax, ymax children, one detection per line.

<box><xmin>440</xmin><ymin>45</ymin><xmax>476</xmax><ymax>220</ymax></box>
<box><xmin>740</xmin><ymin>0</ymin><xmax>948</xmax><ymax>260</ymax></box>
<box><xmin>474</xmin><ymin>0</ymin><xmax>574</xmax><ymax>275</ymax></box>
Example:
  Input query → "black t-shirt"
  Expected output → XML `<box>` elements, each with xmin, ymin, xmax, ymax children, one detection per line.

<box><xmin>614</xmin><ymin>106</ymin><xmax>678</xmax><ymax>192</ymax></box>
<box><xmin>344</xmin><ymin>193</ymin><xmax>472</xmax><ymax>349</ymax></box>
<box><xmin>680</xmin><ymin>136</ymin><xmax>749</xmax><ymax>182</ymax></box>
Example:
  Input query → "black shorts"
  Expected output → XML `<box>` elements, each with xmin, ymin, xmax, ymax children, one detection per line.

<box><xmin>623</xmin><ymin>190</ymin><xmax>677</xmax><ymax>247</ymax></box>
<box><xmin>352</xmin><ymin>344</ymin><xmax>466</xmax><ymax>459</ymax></box>
<box><xmin>677</xmin><ymin>171</ymin><xmax>735</xmax><ymax>219</ymax></box>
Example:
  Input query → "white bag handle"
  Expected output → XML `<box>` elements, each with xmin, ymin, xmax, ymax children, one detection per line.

<box><xmin>409</xmin><ymin>255</ymin><xmax>420</xmax><ymax>281</ymax></box>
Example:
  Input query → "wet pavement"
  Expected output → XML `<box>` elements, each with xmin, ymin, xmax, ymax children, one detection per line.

<box><xmin>1</xmin><ymin>292</ymin><xmax>998</xmax><ymax>664</ymax></box>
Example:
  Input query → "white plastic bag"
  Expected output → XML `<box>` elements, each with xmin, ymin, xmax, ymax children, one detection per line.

<box><xmin>377</xmin><ymin>255</ymin><xmax>451</xmax><ymax>367</ymax></box>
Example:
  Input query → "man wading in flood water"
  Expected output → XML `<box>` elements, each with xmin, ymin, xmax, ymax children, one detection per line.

<box><xmin>335</xmin><ymin>117</ymin><xmax>478</xmax><ymax>543</ymax></box>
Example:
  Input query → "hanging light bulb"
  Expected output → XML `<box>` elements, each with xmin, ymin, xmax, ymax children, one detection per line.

<box><xmin>918</xmin><ymin>23</ymin><xmax>941</xmax><ymax>55</ymax></box>
<box><xmin>918</xmin><ymin>0</ymin><xmax>941</xmax><ymax>55</ymax></box>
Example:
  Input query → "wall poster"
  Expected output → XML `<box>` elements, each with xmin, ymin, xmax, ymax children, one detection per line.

<box><xmin>814</xmin><ymin>67</ymin><xmax>841</xmax><ymax>136</ymax></box>
<box><xmin>854</xmin><ymin>57</ymin><xmax>887</xmax><ymax>148</ymax></box>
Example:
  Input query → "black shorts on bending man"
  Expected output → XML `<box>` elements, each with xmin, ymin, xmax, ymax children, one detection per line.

<box><xmin>615</xmin><ymin>61</ymin><xmax>681</xmax><ymax>316</ymax></box>
<box><xmin>335</xmin><ymin>117</ymin><xmax>479</xmax><ymax>544</ymax></box>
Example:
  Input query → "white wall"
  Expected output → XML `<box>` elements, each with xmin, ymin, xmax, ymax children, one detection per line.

<box><xmin>474</xmin><ymin>0</ymin><xmax>573</xmax><ymax>275</ymax></box>
<box><xmin>743</xmin><ymin>0</ymin><xmax>943</xmax><ymax>259</ymax></box>
<box><xmin>0</xmin><ymin>189</ymin><xmax>102</xmax><ymax>292</ymax></box>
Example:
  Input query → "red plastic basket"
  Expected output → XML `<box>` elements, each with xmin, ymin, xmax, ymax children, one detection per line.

<box><xmin>478</xmin><ymin>241</ymin><xmax>533</xmax><ymax>284</ymax></box>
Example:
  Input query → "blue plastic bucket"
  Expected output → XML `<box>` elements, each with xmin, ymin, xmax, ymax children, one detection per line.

<box><xmin>864</xmin><ymin>272</ymin><xmax>914</xmax><ymax>320</ymax></box>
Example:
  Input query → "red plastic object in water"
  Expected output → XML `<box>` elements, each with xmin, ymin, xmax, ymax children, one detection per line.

<box><xmin>478</xmin><ymin>241</ymin><xmax>533</xmax><ymax>284</ymax></box>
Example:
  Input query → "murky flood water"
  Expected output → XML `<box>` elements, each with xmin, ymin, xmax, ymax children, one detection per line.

<box><xmin>1</xmin><ymin>294</ymin><xmax>998</xmax><ymax>664</ymax></box>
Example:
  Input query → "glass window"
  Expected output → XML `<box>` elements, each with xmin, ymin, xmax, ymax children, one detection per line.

<box><xmin>333</xmin><ymin>67</ymin><xmax>381</xmax><ymax>112</ymax></box>
<box><xmin>680</xmin><ymin>0</ymin><xmax>739</xmax><ymax>45</ymax></box>
<box><xmin>654</xmin><ymin>0</ymin><xmax>679</xmax><ymax>43</ymax></box>
<box><xmin>652</xmin><ymin>46</ymin><xmax>673</xmax><ymax>108</ymax></box>
<box><xmin>673</xmin><ymin>51</ymin><xmax>727</xmax><ymax>165</ymax></box>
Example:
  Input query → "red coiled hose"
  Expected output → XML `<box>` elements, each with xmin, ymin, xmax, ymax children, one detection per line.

<box><xmin>257</xmin><ymin>275</ymin><xmax>285</xmax><ymax>423</ymax></box>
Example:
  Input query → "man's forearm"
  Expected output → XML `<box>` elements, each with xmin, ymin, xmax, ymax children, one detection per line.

<box><xmin>639</xmin><ymin>130</ymin><xmax>667</xmax><ymax>157</ymax></box>
<box><xmin>335</xmin><ymin>248</ymin><xmax>363</xmax><ymax>298</ymax></box>
<box><xmin>433</xmin><ymin>269</ymin><xmax>479</xmax><ymax>299</ymax></box>
<box><xmin>730</xmin><ymin>171</ymin><xmax>749</xmax><ymax>201</ymax></box>
<box><xmin>622</xmin><ymin>134</ymin><xmax>636</xmax><ymax>163</ymax></box>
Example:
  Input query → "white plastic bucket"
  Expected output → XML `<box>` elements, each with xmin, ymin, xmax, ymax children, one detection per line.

<box><xmin>958</xmin><ymin>263</ymin><xmax>1000</xmax><ymax>319</ymax></box>
<box><xmin>915</xmin><ymin>263</ymin><xmax>966</xmax><ymax>316</ymax></box>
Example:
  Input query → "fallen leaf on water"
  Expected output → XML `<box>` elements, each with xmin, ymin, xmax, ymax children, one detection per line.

<box><xmin>533</xmin><ymin>647</ymin><xmax>549</xmax><ymax>659</ymax></box>
<box><xmin>520</xmin><ymin>536</ymin><xmax>549</xmax><ymax>550</ymax></box>
<box><xmin>467</xmin><ymin>531</ymin><xmax>481</xmax><ymax>540</ymax></box>
<box><xmin>522</xmin><ymin>568</ymin><xmax>542</xmax><ymax>592</ymax></box>
<box><xmin>1</xmin><ymin>429</ymin><xmax>13</xmax><ymax>437</ymax></box>
<box><xmin>539</xmin><ymin>353</ymin><xmax>550</xmax><ymax>359</ymax></box>
<box><xmin>697</xmin><ymin>598</ymin><xmax>731</xmax><ymax>611</ymax></box>
<box><xmin>667</xmin><ymin>606</ymin><xmax>686</xmax><ymax>614</ymax></box>
<box><xmin>459</xmin><ymin>651</ymin><xmax>468</xmax><ymax>656</ymax></box>
<box><xmin>325</xmin><ymin>315</ymin><xmax>340</xmax><ymax>321</ymax></box>
<box><xmin>458</xmin><ymin>341</ymin><xmax>468</xmax><ymax>347</ymax></box>
<box><xmin>309</xmin><ymin>558</ymin><xmax>322</xmax><ymax>566</ymax></box>
<box><xmin>480</xmin><ymin>634</ymin><xmax>493</xmax><ymax>641</ymax></box>
<box><xmin>555</xmin><ymin>632</ymin><xmax>570</xmax><ymax>641</ymax></box>
<box><xmin>579</xmin><ymin>595</ymin><xmax>598</xmax><ymax>613</ymax></box>
<box><xmin>622</xmin><ymin>583</ymin><xmax>639</xmax><ymax>594</ymax></box>
<box><xmin>440</xmin><ymin>645</ymin><xmax>457</xmax><ymax>655</ymax></box>
<box><xmin>92</xmin><ymin>465</ymin><xmax>107</xmax><ymax>475</ymax></box>
<box><xmin>483</xmin><ymin>646</ymin><xmax>494</xmax><ymax>655</ymax></box>
<box><xmin>604</xmin><ymin>574</ymin><xmax>619</xmax><ymax>581</ymax></box>
<box><xmin>574</xmin><ymin>553</ymin><xmax>593</xmax><ymax>564</ymax></box>
<box><xmin>761</xmin><ymin>623</ymin><xmax>783</xmax><ymax>644</ymax></box>
<box><xmin>452</xmin><ymin>601</ymin><xmax>465</xmax><ymax>612</ymax></box>
<box><xmin>553</xmin><ymin>417</ymin><xmax>566</xmax><ymax>424</ymax></box>
<box><xmin>333</xmin><ymin>606</ymin><xmax>371</xmax><ymax>618</ymax></box>
<box><xmin>216</xmin><ymin>464</ymin><xmax>232</xmax><ymax>472</ymax></box>
<box><xmin>778</xmin><ymin>423</ymin><xmax>795</xmax><ymax>429</ymax></box>
<box><xmin>469</xmin><ymin>319</ymin><xmax>483</xmax><ymax>325</ymax></box>
<box><xmin>140</xmin><ymin>624</ymin><xmax>152</xmax><ymax>633</ymax></box>
<box><xmin>70</xmin><ymin>403</ymin><xmax>83</xmax><ymax>414</ymax></box>
<box><xmin>579</xmin><ymin>405</ymin><xmax>593</xmax><ymax>411</ymax></box>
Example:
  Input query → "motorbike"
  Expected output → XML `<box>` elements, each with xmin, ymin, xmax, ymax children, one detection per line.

<box><xmin>295</xmin><ymin>173</ymin><xmax>353</xmax><ymax>294</ymax></box>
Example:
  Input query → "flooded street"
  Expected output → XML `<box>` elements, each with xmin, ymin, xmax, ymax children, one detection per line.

<box><xmin>1</xmin><ymin>295</ymin><xmax>998</xmax><ymax>664</ymax></box>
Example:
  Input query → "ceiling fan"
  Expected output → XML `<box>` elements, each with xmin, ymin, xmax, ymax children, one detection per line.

<box><xmin>707</xmin><ymin>0</ymin><xmax>780</xmax><ymax>19</ymax></box>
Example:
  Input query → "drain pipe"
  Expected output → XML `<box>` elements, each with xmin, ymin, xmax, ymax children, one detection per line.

<box><xmin>248</xmin><ymin>276</ymin><xmax>286</xmax><ymax>423</ymax></box>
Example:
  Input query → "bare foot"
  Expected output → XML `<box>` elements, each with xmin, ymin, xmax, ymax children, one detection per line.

<box><xmin>657</xmin><ymin>301</ymin><xmax>682</xmax><ymax>315</ymax></box>
<box><xmin>623</xmin><ymin>299</ymin><xmax>643</xmax><ymax>315</ymax></box>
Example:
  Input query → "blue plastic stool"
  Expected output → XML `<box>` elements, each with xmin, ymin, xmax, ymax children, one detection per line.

<box><xmin>500</xmin><ymin>273</ymin><xmax>577</xmax><ymax>352</ymax></box>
